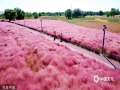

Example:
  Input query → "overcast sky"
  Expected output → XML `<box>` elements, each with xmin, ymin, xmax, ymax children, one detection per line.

<box><xmin>0</xmin><ymin>0</ymin><xmax>120</xmax><ymax>12</ymax></box>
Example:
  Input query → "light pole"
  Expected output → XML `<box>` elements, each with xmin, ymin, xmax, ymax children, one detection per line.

<box><xmin>24</xmin><ymin>19</ymin><xmax>25</xmax><ymax>26</ymax></box>
<box><xmin>40</xmin><ymin>19</ymin><xmax>42</xmax><ymax>30</ymax></box>
<box><xmin>102</xmin><ymin>25</ymin><xmax>119</xmax><ymax>70</ymax></box>
<box><xmin>102</xmin><ymin>25</ymin><xmax>107</xmax><ymax>54</ymax></box>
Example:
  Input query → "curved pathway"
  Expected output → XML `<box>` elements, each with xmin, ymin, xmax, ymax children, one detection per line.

<box><xmin>13</xmin><ymin>23</ymin><xmax>120</xmax><ymax>70</ymax></box>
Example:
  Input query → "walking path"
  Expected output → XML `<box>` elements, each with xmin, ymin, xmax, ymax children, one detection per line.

<box><xmin>14</xmin><ymin>23</ymin><xmax>120</xmax><ymax>70</ymax></box>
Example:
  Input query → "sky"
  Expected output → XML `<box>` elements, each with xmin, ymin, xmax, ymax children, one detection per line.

<box><xmin>0</xmin><ymin>0</ymin><xmax>120</xmax><ymax>12</ymax></box>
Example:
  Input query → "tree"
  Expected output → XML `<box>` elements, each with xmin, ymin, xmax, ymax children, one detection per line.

<box><xmin>4</xmin><ymin>9</ymin><xmax>17</xmax><ymax>21</ymax></box>
<box><xmin>110</xmin><ymin>10</ymin><xmax>116</xmax><ymax>17</ymax></box>
<box><xmin>38</xmin><ymin>12</ymin><xmax>41</xmax><ymax>17</ymax></box>
<box><xmin>90</xmin><ymin>11</ymin><xmax>93</xmax><ymax>16</ymax></box>
<box><xmin>46</xmin><ymin>12</ymin><xmax>53</xmax><ymax>16</ymax></box>
<box><xmin>25</xmin><ymin>12</ymin><xmax>33</xmax><ymax>18</ymax></box>
<box><xmin>65</xmin><ymin>9</ymin><xmax>72</xmax><ymax>19</ymax></box>
<box><xmin>73</xmin><ymin>8</ymin><xmax>81</xmax><ymax>18</ymax></box>
<box><xmin>82</xmin><ymin>11</ymin><xmax>87</xmax><ymax>18</ymax></box>
<box><xmin>59</xmin><ymin>12</ymin><xmax>62</xmax><ymax>16</ymax></box>
<box><xmin>33</xmin><ymin>12</ymin><xmax>39</xmax><ymax>19</ymax></box>
<box><xmin>99</xmin><ymin>10</ymin><xmax>104</xmax><ymax>16</ymax></box>
<box><xmin>41</xmin><ymin>12</ymin><xmax>46</xmax><ymax>16</ymax></box>
<box><xmin>14</xmin><ymin>8</ymin><xmax>25</xmax><ymax>20</ymax></box>
<box><xmin>86</xmin><ymin>11</ymin><xmax>94</xmax><ymax>16</ymax></box>
<box><xmin>116</xmin><ymin>9</ymin><xmax>119</xmax><ymax>15</ymax></box>
<box><xmin>55</xmin><ymin>12</ymin><xmax>59</xmax><ymax>16</ymax></box>
<box><xmin>106</xmin><ymin>11</ymin><xmax>110</xmax><ymax>17</ymax></box>
<box><xmin>110</xmin><ymin>8</ymin><xmax>116</xmax><ymax>17</ymax></box>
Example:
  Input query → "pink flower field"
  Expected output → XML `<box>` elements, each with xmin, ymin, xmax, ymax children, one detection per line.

<box><xmin>12</xmin><ymin>19</ymin><xmax>120</xmax><ymax>61</ymax></box>
<box><xmin>0</xmin><ymin>21</ymin><xmax>120</xmax><ymax>90</ymax></box>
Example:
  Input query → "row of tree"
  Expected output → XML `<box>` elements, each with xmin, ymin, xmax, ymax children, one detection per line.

<box><xmin>65</xmin><ymin>8</ymin><xmax>86</xmax><ymax>19</ymax></box>
<box><xmin>25</xmin><ymin>12</ymin><xmax>64</xmax><ymax>18</ymax></box>
<box><xmin>1</xmin><ymin>8</ymin><xmax>120</xmax><ymax>21</ymax></box>
<box><xmin>4</xmin><ymin>8</ymin><xmax>25</xmax><ymax>21</ymax></box>
<box><xmin>65</xmin><ymin>8</ymin><xmax>120</xmax><ymax>19</ymax></box>
<box><xmin>2</xmin><ymin>8</ymin><xmax>64</xmax><ymax>21</ymax></box>
<box><xmin>4</xmin><ymin>8</ymin><xmax>43</xmax><ymax>21</ymax></box>
<box><xmin>106</xmin><ymin>8</ymin><xmax>120</xmax><ymax>17</ymax></box>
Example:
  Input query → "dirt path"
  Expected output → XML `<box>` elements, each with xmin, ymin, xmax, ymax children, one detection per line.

<box><xmin>13</xmin><ymin>23</ymin><xmax>120</xmax><ymax>70</ymax></box>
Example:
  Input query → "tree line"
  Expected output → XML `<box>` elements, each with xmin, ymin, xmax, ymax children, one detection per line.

<box><xmin>0</xmin><ymin>8</ymin><xmax>120</xmax><ymax>21</ymax></box>
<box><xmin>65</xmin><ymin>8</ymin><xmax>120</xmax><ymax>19</ymax></box>
<box><xmin>0</xmin><ymin>8</ymin><xmax>64</xmax><ymax>21</ymax></box>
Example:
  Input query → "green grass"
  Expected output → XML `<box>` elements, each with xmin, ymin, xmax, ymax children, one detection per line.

<box><xmin>107</xmin><ymin>18</ymin><xmax>120</xmax><ymax>23</ymax></box>
<box><xmin>40</xmin><ymin>16</ymin><xmax>120</xmax><ymax>33</ymax></box>
<box><xmin>40</xmin><ymin>16</ymin><xmax>120</xmax><ymax>23</ymax></box>
<box><xmin>63</xmin><ymin>17</ymin><xmax>98</xmax><ymax>23</ymax></box>
<box><xmin>40</xmin><ymin>16</ymin><xmax>119</xmax><ymax>23</ymax></box>
<box><xmin>40</xmin><ymin>16</ymin><xmax>65</xmax><ymax>20</ymax></box>
<box><xmin>0</xmin><ymin>15</ymin><xmax>4</xmax><ymax>19</ymax></box>
<box><xmin>101</xmin><ymin>17</ymin><xmax>120</xmax><ymax>23</ymax></box>
<box><xmin>40</xmin><ymin>16</ymin><xmax>99</xmax><ymax>23</ymax></box>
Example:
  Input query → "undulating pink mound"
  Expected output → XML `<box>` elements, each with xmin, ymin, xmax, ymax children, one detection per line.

<box><xmin>12</xmin><ymin>19</ymin><xmax>120</xmax><ymax>61</ymax></box>
<box><xmin>0</xmin><ymin>22</ymin><xmax>120</xmax><ymax>90</ymax></box>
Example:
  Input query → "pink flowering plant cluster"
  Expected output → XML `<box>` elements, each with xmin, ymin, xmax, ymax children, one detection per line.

<box><xmin>12</xmin><ymin>19</ymin><xmax>120</xmax><ymax>61</ymax></box>
<box><xmin>0</xmin><ymin>21</ymin><xmax>120</xmax><ymax>90</ymax></box>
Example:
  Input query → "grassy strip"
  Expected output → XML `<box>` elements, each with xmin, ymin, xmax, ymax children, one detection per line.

<box><xmin>100</xmin><ymin>17</ymin><xmax>120</xmax><ymax>23</ymax></box>
<box><xmin>40</xmin><ymin>16</ymin><xmax>120</xmax><ymax>23</ymax></box>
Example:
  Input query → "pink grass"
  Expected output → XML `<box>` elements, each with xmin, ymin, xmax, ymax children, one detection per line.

<box><xmin>12</xmin><ymin>19</ymin><xmax>120</xmax><ymax>59</ymax></box>
<box><xmin>0</xmin><ymin>22</ymin><xmax>120</xmax><ymax>90</ymax></box>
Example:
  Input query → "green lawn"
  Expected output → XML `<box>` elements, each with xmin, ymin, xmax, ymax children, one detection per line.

<box><xmin>40</xmin><ymin>16</ymin><xmax>120</xmax><ymax>23</ymax></box>
<box><xmin>101</xmin><ymin>17</ymin><xmax>120</xmax><ymax>23</ymax></box>
<box><xmin>63</xmin><ymin>17</ymin><xmax>98</xmax><ymax>23</ymax></box>
<box><xmin>40</xmin><ymin>16</ymin><xmax>120</xmax><ymax>33</ymax></box>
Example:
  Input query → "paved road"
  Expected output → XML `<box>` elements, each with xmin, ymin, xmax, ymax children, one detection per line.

<box><xmin>18</xmin><ymin>25</ymin><xmax>120</xmax><ymax>70</ymax></box>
